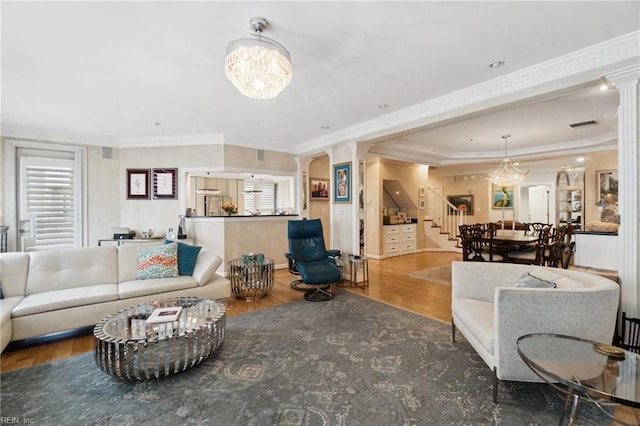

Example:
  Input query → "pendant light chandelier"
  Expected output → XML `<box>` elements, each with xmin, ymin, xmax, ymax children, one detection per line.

<box><xmin>225</xmin><ymin>17</ymin><xmax>292</xmax><ymax>100</ymax></box>
<box><xmin>485</xmin><ymin>135</ymin><xmax>528</xmax><ymax>186</ymax></box>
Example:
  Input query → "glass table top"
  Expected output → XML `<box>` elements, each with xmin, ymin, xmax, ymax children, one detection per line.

<box><xmin>517</xmin><ymin>333</ymin><xmax>640</xmax><ymax>408</ymax></box>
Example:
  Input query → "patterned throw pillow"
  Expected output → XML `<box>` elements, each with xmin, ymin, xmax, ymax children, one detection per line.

<box><xmin>137</xmin><ymin>242</ymin><xmax>178</xmax><ymax>280</ymax></box>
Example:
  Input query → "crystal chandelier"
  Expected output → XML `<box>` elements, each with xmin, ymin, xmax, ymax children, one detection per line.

<box><xmin>485</xmin><ymin>135</ymin><xmax>528</xmax><ymax>186</ymax></box>
<box><xmin>225</xmin><ymin>17</ymin><xmax>292</xmax><ymax>100</ymax></box>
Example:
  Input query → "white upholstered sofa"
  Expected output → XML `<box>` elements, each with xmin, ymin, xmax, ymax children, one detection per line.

<box><xmin>0</xmin><ymin>243</ymin><xmax>230</xmax><ymax>353</ymax></box>
<box><xmin>451</xmin><ymin>261</ymin><xmax>619</xmax><ymax>402</ymax></box>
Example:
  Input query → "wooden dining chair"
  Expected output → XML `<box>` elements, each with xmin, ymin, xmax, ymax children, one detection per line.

<box><xmin>505</xmin><ymin>224</ymin><xmax>552</xmax><ymax>265</ymax></box>
<box><xmin>619</xmin><ymin>312</ymin><xmax>640</xmax><ymax>353</ymax></box>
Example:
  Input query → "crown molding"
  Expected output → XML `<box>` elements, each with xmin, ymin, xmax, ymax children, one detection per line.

<box><xmin>117</xmin><ymin>133</ymin><xmax>224</xmax><ymax>148</ymax></box>
<box><xmin>1</xmin><ymin>126</ymin><xmax>118</xmax><ymax>146</ymax></box>
<box><xmin>296</xmin><ymin>30</ymin><xmax>640</xmax><ymax>157</ymax></box>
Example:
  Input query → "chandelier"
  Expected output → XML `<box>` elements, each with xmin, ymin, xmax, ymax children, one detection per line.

<box><xmin>485</xmin><ymin>135</ymin><xmax>528</xmax><ymax>186</ymax></box>
<box><xmin>225</xmin><ymin>17</ymin><xmax>292</xmax><ymax>100</ymax></box>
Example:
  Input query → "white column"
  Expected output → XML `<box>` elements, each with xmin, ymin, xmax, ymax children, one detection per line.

<box><xmin>607</xmin><ymin>66</ymin><xmax>640</xmax><ymax>318</ymax></box>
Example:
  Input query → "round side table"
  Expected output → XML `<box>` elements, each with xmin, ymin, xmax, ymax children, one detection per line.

<box><xmin>227</xmin><ymin>257</ymin><xmax>275</xmax><ymax>300</ymax></box>
<box><xmin>349</xmin><ymin>256</ymin><xmax>369</xmax><ymax>289</ymax></box>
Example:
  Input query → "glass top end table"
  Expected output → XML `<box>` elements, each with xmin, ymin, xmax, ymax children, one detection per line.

<box><xmin>517</xmin><ymin>333</ymin><xmax>640</xmax><ymax>426</ymax></box>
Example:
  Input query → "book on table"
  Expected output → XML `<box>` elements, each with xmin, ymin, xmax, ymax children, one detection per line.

<box><xmin>146</xmin><ymin>307</ymin><xmax>183</xmax><ymax>324</ymax></box>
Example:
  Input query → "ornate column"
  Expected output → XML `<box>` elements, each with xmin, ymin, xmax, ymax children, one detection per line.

<box><xmin>607</xmin><ymin>66</ymin><xmax>640</xmax><ymax>318</ymax></box>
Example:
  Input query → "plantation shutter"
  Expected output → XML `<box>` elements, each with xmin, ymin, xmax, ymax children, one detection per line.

<box><xmin>244</xmin><ymin>181</ymin><xmax>276</xmax><ymax>214</ymax></box>
<box><xmin>19</xmin><ymin>155</ymin><xmax>78</xmax><ymax>251</ymax></box>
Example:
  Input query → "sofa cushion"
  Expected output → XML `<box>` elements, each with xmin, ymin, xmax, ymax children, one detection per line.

<box><xmin>453</xmin><ymin>298</ymin><xmax>495</xmax><ymax>355</ymax></box>
<box><xmin>137</xmin><ymin>243</ymin><xmax>178</xmax><ymax>280</ymax></box>
<box><xmin>0</xmin><ymin>252</ymin><xmax>30</xmax><ymax>297</ymax></box>
<box><xmin>555</xmin><ymin>276</ymin><xmax>586</xmax><ymax>289</ymax></box>
<box><xmin>514</xmin><ymin>272</ymin><xmax>557</xmax><ymax>288</ymax></box>
<box><xmin>11</xmin><ymin>285</ymin><xmax>119</xmax><ymax>317</ymax></box>
<box><xmin>26</xmin><ymin>247</ymin><xmax>118</xmax><ymax>295</ymax></box>
<box><xmin>118</xmin><ymin>276</ymin><xmax>198</xmax><ymax>299</ymax></box>
<box><xmin>165</xmin><ymin>240</ymin><xmax>202</xmax><ymax>276</ymax></box>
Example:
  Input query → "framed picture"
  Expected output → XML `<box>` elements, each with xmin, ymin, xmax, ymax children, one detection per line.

<box><xmin>153</xmin><ymin>168</ymin><xmax>177</xmax><ymax>199</ymax></box>
<box><xmin>447</xmin><ymin>194</ymin><xmax>474</xmax><ymax>215</ymax></box>
<box><xmin>418</xmin><ymin>187</ymin><xmax>425</xmax><ymax>197</ymax></box>
<box><xmin>127</xmin><ymin>169</ymin><xmax>150</xmax><ymax>200</ymax></box>
<box><xmin>333</xmin><ymin>162</ymin><xmax>351</xmax><ymax>203</ymax></box>
<box><xmin>492</xmin><ymin>184</ymin><xmax>514</xmax><ymax>209</ymax></box>
<box><xmin>310</xmin><ymin>177</ymin><xmax>329</xmax><ymax>201</ymax></box>
<box><xmin>596</xmin><ymin>169</ymin><xmax>618</xmax><ymax>204</ymax></box>
<box><xmin>419</xmin><ymin>199</ymin><xmax>426</xmax><ymax>210</ymax></box>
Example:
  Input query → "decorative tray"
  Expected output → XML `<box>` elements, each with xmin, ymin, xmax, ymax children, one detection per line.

<box><xmin>593</xmin><ymin>343</ymin><xmax>625</xmax><ymax>358</ymax></box>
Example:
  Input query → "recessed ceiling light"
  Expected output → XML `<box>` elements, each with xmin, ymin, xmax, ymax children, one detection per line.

<box><xmin>320</xmin><ymin>125</ymin><xmax>331</xmax><ymax>130</ymax></box>
<box><xmin>378</xmin><ymin>104</ymin><xmax>389</xmax><ymax>109</ymax></box>
<box><xmin>489</xmin><ymin>61</ymin><xmax>504</xmax><ymax>69</ymax></box>
<box><xmin>576</xmin><ymin>157</ymin><xmax>585</xmax><ymax>162</ymax></box>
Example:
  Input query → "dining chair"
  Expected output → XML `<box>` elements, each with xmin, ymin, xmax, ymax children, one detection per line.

<box><xmin>619</xmin><ymin>312</ymin><xmax>640</xmax><ymax>353</ymax></box>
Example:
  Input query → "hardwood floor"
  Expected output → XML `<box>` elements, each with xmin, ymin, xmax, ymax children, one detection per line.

<box><xmin>0</xmin><ymin>251</ymin><xmax>458</xmax><ymax>373</ymax></box>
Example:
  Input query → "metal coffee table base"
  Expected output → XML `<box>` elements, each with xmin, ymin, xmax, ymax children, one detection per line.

<box><xmin>94</xmin><ymin>297</ymin><xmax>226</xmax><ymax>380</ymax></box>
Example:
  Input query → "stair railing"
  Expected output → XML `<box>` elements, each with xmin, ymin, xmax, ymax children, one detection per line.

<box><xmin>426</xmin><ymin>186</ymin><xmax>467</xmax><ymax>239</ymax></box>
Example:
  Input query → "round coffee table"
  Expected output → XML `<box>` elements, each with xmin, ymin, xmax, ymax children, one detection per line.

<box><xmin>93</xmin><ymin>297</ymin><xmax>225</xmax><ymax>380</ymax></box>
<box><xmin>227</xmin><ymin>257</ymin><xmax>274</xmax><ymax>300</ymax></box>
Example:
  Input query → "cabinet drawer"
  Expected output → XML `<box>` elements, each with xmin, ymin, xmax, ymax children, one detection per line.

<box><xmin>384</xmin><ymin>226</ymin><xmax>401</xmax><ymax>235</ymax></box>
<box><xmin>402</xmin><ymin>233</ymin><xmax>415</xmax><ymax>242</ymax></box>
<box><xmin>400</xmin><ymin>224</ymin><xmax>415</xmax><ymax>233</ymax></box>
<box><xmin>401</xmin><ymin>242</ymin><xmax>416</xmax><ymax>251</ymax></box>
<box><xmin>385</xmin><ymin>235</ymin><xmax>401</xmax><ymax>244</ymax></box>
<box><xmin>385</xmin><ymin>244</ymin><xmax>401</xmax><ymax>254</ymax></box>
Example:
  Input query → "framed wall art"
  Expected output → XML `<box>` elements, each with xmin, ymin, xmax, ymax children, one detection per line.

<box><xmin>153</xmin><ymin>168</ymin><xmax>177</xmax><ymax>199</ymax></box>
<box><xmin>492</xmin><ymin>184</ymin><xmax>514</xmax><ymax>209</ymax></box>
<box><xmin>596</xmin><ymin>169</ymin><xmax>618</xmax><ymax>204</ymax></box>
<box><xmin>333</xmin><ymin>162</ymin><xmax>351</xmax><ymax>203</ymax></box>
<box><xmin>447</xmin><ymin>194</ymin><xmax>474</xmax><ymax>215</ymax></box>
<box><xmin>127</xmin><ymin>169</ymin><xmax>150</xmax><ymax>200</ymax></box>
<box><xmin>310</xmin><ymin>177</ymin><xmax>329</xmax><ymax>201</ymax></box>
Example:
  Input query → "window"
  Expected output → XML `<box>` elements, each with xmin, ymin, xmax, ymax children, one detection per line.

<box><xmin>243</xmin><ymin>181</ymin><xmax>276</xmax><ymax>214</ymax></box>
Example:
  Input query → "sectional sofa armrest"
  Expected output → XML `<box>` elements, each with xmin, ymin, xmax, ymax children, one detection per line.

<box><xmin>494</xmin><ymin>285</ymin><xmax>619</xmax><ymax>381</ymax></box>
<box><xmin>192</xmin><ymin>251</ymin><xmax>223</xmax><ymax>286</ymax></box>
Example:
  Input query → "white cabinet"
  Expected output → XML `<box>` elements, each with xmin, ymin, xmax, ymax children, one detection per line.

<box><xmin>384</xmin><ymin>224</ymin><xmax>416</xmax><ymax>257</ymax></box>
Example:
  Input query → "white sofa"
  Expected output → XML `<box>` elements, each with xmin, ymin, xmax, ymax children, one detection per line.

<box><xmin>451</xmin><ymin>261</ymin><xmax>619</xmax><ymax>402</ymax></box>
<box><xmin>0</xmin><ymin>244</ymin><xmax>230</xmax><ymax>353</ymax></box>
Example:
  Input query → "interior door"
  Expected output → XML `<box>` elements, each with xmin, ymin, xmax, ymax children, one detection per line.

<box><xmin>528</xmin><ymin>185</ymin><xmax>550</xmax><ymax>223</ymax></box>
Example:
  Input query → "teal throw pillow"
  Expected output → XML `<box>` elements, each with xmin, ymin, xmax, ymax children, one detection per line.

<box><xmin>514</xmin><ymin>272</ymin><xmax>557</xmax><ymax>288</ymax></box>
<box><xmin>137</xmin><ymin>242</ymin><xmax>178</xmax><ymax>280</ymax></box>
<box><xmin>165</xmin><ymin>240</ymin><xmax>202</xmax><ymax>276</ymax></box>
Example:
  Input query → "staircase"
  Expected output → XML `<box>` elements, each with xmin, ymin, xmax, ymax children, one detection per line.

<box><xmin>423</xmin><ymin>218</ymin><xmax>462</xmax><ymax>252</ymax></box>
<box><xmin>423</xmin><ymin>185</ymin><xmax>465</xmax><ymax>253</ymax></box>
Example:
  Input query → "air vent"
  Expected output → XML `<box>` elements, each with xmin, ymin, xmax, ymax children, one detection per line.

<box><xmin>569</xmin><ymin>120</ymin><xmax>598</xmax><ymax>129</ymax></box>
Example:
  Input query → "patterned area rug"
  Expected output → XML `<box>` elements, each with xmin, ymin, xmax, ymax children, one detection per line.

<box><xmin>1</xmin><ymin>290</ymin><xmax>610</xmax><ymax>425</ymax></box>
<box><xmin>407</xmin><ymin>264</ymin><xmax>452</xmax><ymax>286</ymax></box>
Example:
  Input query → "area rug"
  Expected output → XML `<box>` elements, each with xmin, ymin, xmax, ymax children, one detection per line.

<box><xmin>1</xmin><ymin>290</ymin><xmax>610</xmax><ymax>425</ymax></box>
<box><xmin>407</xmin><ymin>264</ymin><xmax>452</xmax><ymax>286</ymax></box>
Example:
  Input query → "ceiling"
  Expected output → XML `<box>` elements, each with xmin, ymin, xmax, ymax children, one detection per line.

<box><xmin>2</xmin><ymin>2</ymin><xmax>639</xmax><ymax>174</ymax></box>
